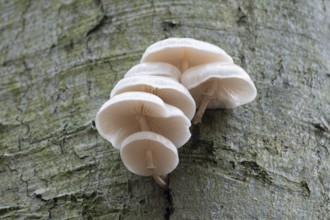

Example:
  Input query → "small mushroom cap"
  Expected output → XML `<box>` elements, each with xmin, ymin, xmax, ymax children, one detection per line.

<box><xmin>120</xmin><ymin>131</ymin><xmax>178</xmax><ymax>176</ymax></box>
<box><xmin>181</xmin><ymin>63</ymin><xmax>257</xmax><ymax>109</ymax></box>
<box><xmin>95</xmin><ymin>92</ymin><xmax>191</xmax><ymax>148</ymax></box>
<box><xmin>110</xmin><ymin>76</ymin><xmax>196</xmax><ymax>120</ymax></box>
<box><xmin>141</xmin><ymin>38</ymin><xmax>233</xmax><ymax>70</ymax></box>
<box><xmin>124</xmin><ymin>62</ymin><xmax>181</xmax><ymax>81</ymax></box>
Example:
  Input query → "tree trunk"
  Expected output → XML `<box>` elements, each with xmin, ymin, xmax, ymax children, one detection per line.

<box><xmin>1</xmin><ymin>0</ymin><xmax>329</xmax><ymax>219</ymax></box>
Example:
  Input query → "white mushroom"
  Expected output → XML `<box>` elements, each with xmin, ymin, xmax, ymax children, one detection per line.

<box><xmin>181</xmin><ymin>63</ymin><xmax>257</xmax><ymax>124</ymax></box>
<box><xmin>95</xmin><ymin>38</ymin><xmax>254</xmax><ymax>188</ymax></box>
<box><xmin>110</xmin><ymin>76</ymin><xmax>196</xmax><ymax>120</ymax></box>
<box><xmin>141</xmin><ymin>38</ymin><xmax>233</xmax><ymax>72</ymax></box>
<box><xmin>121</xmin><ymin>131</ymin><xmax>178</xmax><ymax>188</ymax></box>
<box><xmin>95</xmin><ymin>91</ymin><xmax>191</xmax><ymax>148</ymax></box>
<box><xmin>124</xmin><ymin>62</ymin><xmax>181</xmax><ymax>81</ymax></box>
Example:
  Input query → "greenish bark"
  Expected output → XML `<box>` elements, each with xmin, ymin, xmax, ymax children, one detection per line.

<box><xmin>1</xmin><ymin>0</ymin><xmax>329</xmax><ymax>219</ymax></box>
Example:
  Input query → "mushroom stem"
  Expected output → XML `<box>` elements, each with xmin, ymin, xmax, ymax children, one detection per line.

<box><xmin>146</xmin><ymin>150</ymin><xmax>156</xmax><ymax>169</ymax></box>
<box><xmin>192</xmin><ymin>80</ymin><xmax>217</xmax><ymax>124</ymax></box>
<box><xmin>146</xmin><ymin>149</ymin><xmax>169</xmax><ymax>189</ymax></box>
<box><xmin>181</xmin><ymin>50</ymin><xmax>189</xmax><ymax>72</ymax></box>
<box><xmin>152</xmin><ymin>175</ymin><xmax>168</xmax><ymax>189</ymax></box>
<box><xmin>138</xmin><ymin>116</ymin><xmax>169</xmax><ymax>189</ymax></box>
<box><xmin>137</xmin><ymin>115</ymin><xmax>151</xmax><ymax>131</ymax></box>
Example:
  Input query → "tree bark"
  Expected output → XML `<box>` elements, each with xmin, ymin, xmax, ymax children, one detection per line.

<box><xmin>1</xmin><ymin>0</ymin><xmax>329</xmax><ymax>219</ymax></box>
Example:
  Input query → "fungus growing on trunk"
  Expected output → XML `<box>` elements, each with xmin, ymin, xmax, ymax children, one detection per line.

<box><xmin>110</xmin><ymin>75</ymin><xmax>196</xmax><ymax>120</ymax></box>
<box><xmin>141</xmin><ymin>38</ymin><xmax>233</xmax><ymax>72</ymax></box>
<box><xmin>181</xmin><ymin>63</ymin><xmax>257</xmax><ymax>124</ymax></box>
<box><xmin>125</xmin><ymin>62</ymin><xmax>181</xmax><ymax>81</ymax></box>
<box><xmin>95</xmin><ymin>92</ymin><xmax>191</xmax><ymax>148</ymax></box>
<box><xmin>120</xmin><ymin>131</ymin><xmax>178</xmax><ymax>188</ymax></box>
<box><xmin>95</xmin><ymin>38</ymin><xmax>257</xmax><ymax>188</ymax></box>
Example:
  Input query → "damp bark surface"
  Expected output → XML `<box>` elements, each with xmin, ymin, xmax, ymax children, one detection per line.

<box><xmin>0</xmin><ymin>0</ymin><xmax>329</xmax><ymax>219</ymax></box>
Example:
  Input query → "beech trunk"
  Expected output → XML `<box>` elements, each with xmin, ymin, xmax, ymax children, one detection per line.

<box><xmin>1</xmin><ymin>0</ymin><xmax>329</xmax><ymax>219</ymax></box>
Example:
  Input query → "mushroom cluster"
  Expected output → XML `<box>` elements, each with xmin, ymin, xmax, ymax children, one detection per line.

<box><xmin>141</xmin><ymin>38</ymin><xmax>257</xmax><ymax>124</ymax></box>
<box><xmin>96</xmin><ymin>62</ymin><xmax>195</xmax><ymax>188</ymax></box>
<box><xmin>96</xmin><ymin>38</ymin><xmax>257</xmax><ymax>188</ymax></box>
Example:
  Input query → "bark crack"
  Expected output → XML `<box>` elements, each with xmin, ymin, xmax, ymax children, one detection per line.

<box><xmin>35</xmin><ymin>193</ymin><xmax>48</xmax><ymax>202</ymax></box>
<box><xmin>16</xmin><ymin>0</ymin><xmax>32</xmax><ymax>39</ymax></box>
<box><xmin>164</xmin><ymin>187</ymin><xmax>174</xmax><ymax>220</ymax></box>
<box><xmin>48</xmin><ymin>198</ymin><xmax>58</xmax><ymax>219</ymax></box>
<box><xmin>20</xmin><ymin>174</ymin><xmax>32</xmax><ymax>198</ymax></box>
<box><xmin>6</xmin><ymin>164</ymin><xmax>19</xmax><ymax>174</ymax></box>
<box><xmin>300</xmin><ymin>181</ymin><xmax>311</xmax><ymax>198</ymax></box>
<box><xmin>239</xmin><ymin>161</ymin><xmax>273</xmax><ymax>184</ymax></box>
<box><xmin>86</xmin><ymin>15</ymin><xmax>112</xmax><ymax>37</ymax></box>
<box><xmin>236</xmin><ymin>6</ymin><xmax>248</xmax><ymax>26</ymax></box>
<box><xmin>312</xmin><ymin>118</ymin><xmax>330</xmax><ymax>132</ymax></box>
<box><xmin>162</xmin><ymin>20</ymin><xmax>180</xmax><ymax>38</ymax></box>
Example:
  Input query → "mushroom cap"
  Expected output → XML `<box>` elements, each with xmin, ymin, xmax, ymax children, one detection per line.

<box><xmin>181</xmin><ymin>63</ymin><xmax>257</xmax><ymax>109</ymax></box>
<box><xmin>124</xmin><ymin>62</ymin><xmax>181</xmax><ymax>81</ymax></box>
<box><xmin>110</xmin><ymin>76</ymin><xmax>196</xmax><ymax>120</ymax></box>
<box><xmin>141</xmin><ymin>38</ymin><xmax>233</xmax><ymax>70</ymax></box>
<box><xmin>95</xmin><ymin>92</ymin><xmax>191</xmax><ymax>148</ymax></box>
<box><xmin>120</xmin><ymin>131</ymin><xmax>178</xmax><ymax>176</ymax></box>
